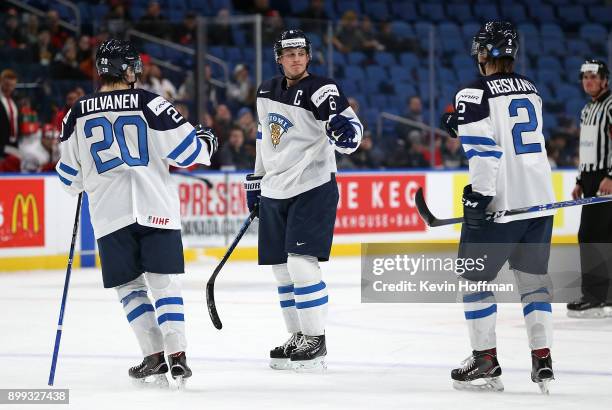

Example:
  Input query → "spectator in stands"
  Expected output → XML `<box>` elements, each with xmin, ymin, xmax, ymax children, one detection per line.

<box><xmin>298</xmin><ymin>0</ymin><xmax>329</xmax><ymax>35</ymax></box>
<box><xmin>105</xmin><ymin>2</ymin><xmax>132</xmax><ymax>37</ymax></box>
<box><xmin>337</xmin><ymin>131</ymin><xmax>383</xmax><ymax>169</ymax></box>
<box><xmin>213</xmin><ymin>104</ymin><xmax>233</xmax><ymax>146</ymax></box>
<box><xmin>173</xmin><ymin>11</ymin><xmax>197</xmax><ymax>46</ymax></box>
<box><xmin>359</xmin><ymin>16</ymin><xmax>385</xmax><ymax>54</ymax></box>
<box><xmin>262</xmin><ymin>10</ymin><xmax>285</xmax><ymax>45</ymax></box>
<box><xmin>385</xmin><ymin>138</ymin><xmax>429</xmax><ymax>168</ymax></box>
<box><xmin>208</xmin><ymin>8</ymin><xmax>234</xmax><ymax>46</ymax></box>
<box><xmin>1</xmin><ymin>8</ymin><xmax>26</xmax><ymax>49</ymax></box>
<box><xmin>23</xmin><ymin>13</ymin><xmax>40</xmax><ymax>47</ymax></box>
<box><xmin>218</xmin><ymin>126</ymin><xmax>254</xmax><ymax>170</ymax></box>
<box><xmin>227</xmin><ymin>64</ymin><xmax>256</xmax><ymax>109</ymax></box>
<box><xmin>248</xmin><ymin>0</ymin><xmax>278</xmax><ymax>15</ymax></box>
<box><xmin>32</xmin><ymin>29</ymin><xmax>56</xmax><ymax>66</ymax></box>
<box><xmin>348</xmin><ymin>97</ymin><xmax>367</xmax><ymax>129</ymax></box>
<box><xmin>44</xmin><ymin>10</ymin><xmax>69</xmax><ymax>50</ymax></box>
<box><xmin>146</xmin><ymin>64</ymin><xmax>178</xmax><ymax>101</ymax></box>
<box><xmin>378</xmin><ymin>21</ymin><xmax>419</xmax><ymax>54</ymax></box>
<box><xmin>0</xmin><ymin>69</ymin><xmax>20</xmax><ymax>171</ymax></box>
<box><xmin>396</xmin><ymin>95</ymin><xmax>425</xmax><ymax>144</ymax></box>
<box><xmin>51</xmin><ymin>39</ymin><xmax>89</xmax><ymax>80</ymax></box>
<box><xmin>53</xmin><ymin>88</ymin><xmax>80</xmax><ymax>131</ymax></box>
<box><xmin>136</xmin><ymin>1</ymin><xmax>170</xmax><ymax>39</ymax></box>
<box><xmin>332</xmin><ymin>11</ymin><xmax>363</xmax><ymax>53</ymax></box>
<box><xmin>441</xmin><ymin>136</ymin><xmax>468</xmax><ymax>169</ymax></box>
<box><xmin>236</xmin><ymin>107</ymin><xmax>257</xmax><ymax>142</ymax></box>
<box><xmin>20</xmin><ymin>122</ymin><xmax>59</xmax><ymax>172</ymax></box>
<box><xmin>77</xmin><ymin>35</ymin><xmax>94</xmax><ymax>78</ymax></box>
<box><xmin>178</xmin><ymin>65</ymin><xmax>222</xmax><ymax>110</ymax></box>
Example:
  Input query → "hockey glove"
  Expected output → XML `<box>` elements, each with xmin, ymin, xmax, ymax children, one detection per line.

<box><xmin>196</xmin><ymin>124</ymin><xmax>218</xmax><ymax>157</ymax></box>
<box><xmin>462</xmin><ymin>185</ymin><xmax>493</xmax><ymax>230</ymax></box>
<box><xmin>440</xmin><ymin>112</ymin><xmax>458</xmax><ymax>139</ymax></box>
<box><xmin>244</xmin><ymin>174</ymin><xmax>263</xmax><ymax>216</ymax></box>
<box><xmin>326</xmin><ymin>115</ymin><xmax>357</xmax><ymax>149</ymax></box>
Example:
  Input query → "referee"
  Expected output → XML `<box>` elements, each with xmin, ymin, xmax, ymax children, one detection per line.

<box><xmin>567</xmin><ymin>59</ymin><xmax>612</xmax><ymax>318</ymax></box>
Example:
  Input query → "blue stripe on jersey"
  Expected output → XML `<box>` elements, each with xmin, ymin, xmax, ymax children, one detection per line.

<box><xmin>256</xmin><ymin>131</ymin><xmax>262</xmax><ymax>140</ymax></box>
<box><xmin>167</xmin><ymin>129</ymin><xmax>196</xmax><ymax>160</ymax></box>
<box><xmin>465</xmin><ymin>149</ymin><xmax>503</xmax><ymax>159</ymax></box>
<box><xmin>462</xmin><ymin>291</ymin><xmax>494</xmax><ymax>303</ymax></box>
<box><xmin>296</xmin><ymin>295</ymin><xmax>328</xmax><ymax>309</ymax></box>
<box><xmin>58</xmin><ymin>175</ymin><xmax>72</xmax><ymax>186</ymax></box>
<box><xmin>464</xmin><ymin>304</ymin><xmax>497</xmax><ymax>320</ymax></box>
<box><xmin>280</xmin><ymin>299</ymin><xmax>296</xmax><ymax>308</ymax></box>
<box><xmin>59</xmin><ymin>162</ymin><xmax>79</xmax><ymax>176</ymax></box>
<box><xmin>155</xmin><ymin>297</ymin><xmax>184</xmax><ymax>309</ymax></box>
<box><xmin>523</xmin><ymin>302</ymin><xmax>552</xmax><ymax>316</ymax></box>
<box><xmin>157</xmin><ymin>313</ymin><xmax>185</xmax><ymax>325</ymax></box>
<box><xmin>520</xmin><ymin>287</ymin><xmax>549</xmax><ymax>301</ymax></box>
<box><xmin>120</xmin><ymin>290</ymin><xmax>148</xmax><ymax>307</ymax></box>
<box><xmin>460</xmin><ymin>136</ymin><xmax>497</xmax><ymax>146</ymax></box>
<box><xmin>176</xmin><ymin>138</ymin><xmax>202</xmax><ymax>167</ymax></box>
<box><xmin>278</xmin><ymin>284</ymin><xmax>294</xmax><ymax>294</ymax></box>
<box><xmin>294</xmin><ymin>281</ymin><xmax>326</xmax><ymax>295</ymax></box>
<box><xmin>127</xmin><ymin>303</ymin><xmax>155</xmax><ymax>322</ymax></box>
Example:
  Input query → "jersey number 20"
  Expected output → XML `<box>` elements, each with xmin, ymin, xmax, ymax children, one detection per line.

<box><xmin>85</xmin><ymin>115</ymin><xmax>149</xmax><ymax>174</ymax></box>
<box><xmin>508</xmin><ymin>98</ymin><xmax>541</xmax><ymax>155</ymax></box>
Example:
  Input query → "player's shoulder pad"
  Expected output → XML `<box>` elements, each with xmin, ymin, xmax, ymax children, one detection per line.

<box><xmin>455</xmin><ymin>78</ymin><xmax>491</xmax><ymax>124</ymax></box>
<box><xmin>60</xmin><ymin>94</ymin><xmax>88</xmax><ymax>142</ymax></box>
<box><xmin>308</xmin><ymin>75</ymin><xmax>341</xmax><ymax>108</ymax></box>
<box><xmin>141</xmin><ymin>89</ymin><xmax>187</xmax><ymax>130</ymax></box>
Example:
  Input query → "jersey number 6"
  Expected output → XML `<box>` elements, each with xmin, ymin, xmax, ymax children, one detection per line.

<box><xmin>85</xmin><ymin>115</ymin><xmax>149</xmax><ymax>174</ymax></box>
<box><xmin>508</xmin><ymin>98</ymin><xmax>542</xmax><ymax>155</ymax></box>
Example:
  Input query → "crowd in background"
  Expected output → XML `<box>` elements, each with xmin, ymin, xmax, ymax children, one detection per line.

<box><xmin>0</xmin><ymin>0</ymin><xmax>584</xmax><ymax>173</ymax></box>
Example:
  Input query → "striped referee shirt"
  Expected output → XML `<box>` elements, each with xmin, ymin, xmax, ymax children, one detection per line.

<box><xmin>578</xmin><ymin>90</ymin><xmax>612</xmax><ymax>179</ymax></box>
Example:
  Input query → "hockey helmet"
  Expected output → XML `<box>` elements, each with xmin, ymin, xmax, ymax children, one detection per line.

<box><xmin>580</xmin><ymin>59</ymin><xmax>609</xmax><ymax>80</ymax></box>
<box><xmin>471</xmin><ymin>21</ymin><xmax>519</xmax><ymax>60</ymax></box>
<box><xmin>95</xmin><ymin>39</ymin><xmax>143</xmax><ymax>80</ymax></box>
<box><xmin>273</xmin><ymin>29</ymin><xmax>312</xmax><ymax>62</ymax></box>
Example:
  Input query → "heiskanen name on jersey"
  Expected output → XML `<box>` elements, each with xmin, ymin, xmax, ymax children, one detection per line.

<box><xmin>456</xmin><ymin>72</ymin><xmax>555</xmax><ymax>222</ymax></box>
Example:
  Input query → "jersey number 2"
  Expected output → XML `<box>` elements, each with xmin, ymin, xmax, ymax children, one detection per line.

<box><xmin>508</xmin><ymin>98</ymin><xmax>541</xmax><ymax>155</ymax></box>
<box><xmin>85</xmin><ymin>116</ymin><xmax>149</xmax><ymax>174</ymax></box>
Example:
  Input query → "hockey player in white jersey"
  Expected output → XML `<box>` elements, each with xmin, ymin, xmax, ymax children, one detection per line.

<box><xmin>55</xmin><ymin>39</ymin><xmax>218</xmax><ymax>387</ymax></box>
<box><xmin>244</xmin><ymin>29</ymin><xmax>362</xmax><ymax>370</ymax></box>
<box><xmin>440</xmin><ymin>22</ymin><xmax>555</xmax><ymax>393</ymax></box>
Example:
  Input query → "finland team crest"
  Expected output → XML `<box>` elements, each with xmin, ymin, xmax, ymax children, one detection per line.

<box><xmin>267</xmin><ymin>113</ymin><xmax>294</xmax><ymax>148</ymax></box>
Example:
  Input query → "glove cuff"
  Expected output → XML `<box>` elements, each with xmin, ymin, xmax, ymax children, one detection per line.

<box><xmin>245</xmin><ymin>174</ymin><xmax>262</xmax><ymax>191</ymax></box>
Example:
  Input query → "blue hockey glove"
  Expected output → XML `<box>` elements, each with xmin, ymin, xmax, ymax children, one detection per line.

<box><xmin>196</xmin><ymin>124</ymin><xmax>218</xmax><ymax>157</ymax></box>
<box><xmin>244</xmin><ymin>174</ymin><xmax>262</xmax><ymax>216</ymax></box>
<box><xmin>462</xmin><ymin>185</ymin><xmax>493</xmax><ymax>230</ymax></box>
<box><xmin>440</xmin><ymin>112</ymin><xmax>458</xmax><ymax>139</ymax></box>
<box><xmin>326</xmin><ymin>115</ymin><xmax>357</xmax><ymax>149</ymax></box>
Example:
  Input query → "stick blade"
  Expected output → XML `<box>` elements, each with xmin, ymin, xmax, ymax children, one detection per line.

<box><xmin>414</xmin><ymin>187</ymin><xmax>436</xmax><ymax>227</ymax></box>
<box><xmin>205</xmin><ymin>281</ymin><xmax>223</xmax><ymax>330</ymax></box>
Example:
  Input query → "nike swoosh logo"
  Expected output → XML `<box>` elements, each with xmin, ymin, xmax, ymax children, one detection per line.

<box><xmin>259</xmin><ymin>90</ymin><xmax>270</xmax><ymax>94</ymax></box>
<box><xmin>296</xmin><ymin>242</ymin><xmax>306</xmax><ymax>246</ymax></box>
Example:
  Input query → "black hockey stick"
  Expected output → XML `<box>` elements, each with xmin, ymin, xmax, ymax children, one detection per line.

<box><xmin>206</xmin><ymin>207</ymin><xmax>258</xmax><ymax>329</ymax></box>
<box><xmin>414</xmin><ymin>187</ymin><xmax>612</xmax><ymax>228</ymax></box>
<box><xmin>171</xmin><ymin>171</ymin><xmax>214</xmax><ymax>188</ymax></box>
<box><xmin>48</xmin><ymin>192</ymin><xmax>83</xmax><ymax>386</ymax></box>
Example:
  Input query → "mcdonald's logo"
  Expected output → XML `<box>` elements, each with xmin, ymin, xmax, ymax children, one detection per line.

<box><xmin>11</xmin><ymin>194</ymin><xmax>39</xmax><ymax>234</ymax></box>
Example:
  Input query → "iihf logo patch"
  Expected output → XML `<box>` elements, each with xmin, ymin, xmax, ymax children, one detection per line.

<box><xmin>267</xmin><ymin>113</ymin><xmax>293</xmax><ymax>148</ymax></box>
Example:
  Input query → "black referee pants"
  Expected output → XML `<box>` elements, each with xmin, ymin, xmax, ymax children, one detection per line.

<box><xmin>578</xmin><ymin>171</ymin><xmax>612</xmax><ymax>303</ymax></box>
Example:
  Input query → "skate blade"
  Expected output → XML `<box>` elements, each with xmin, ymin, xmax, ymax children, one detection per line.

<box><xmin>292</xmin><ymin>357</ymin><xmax>327</xmax><ymax>373</ymax></box>
<box><xmin>173</xmin><ymin>375</ymin><xmax>187</xmax><ymax>391</ymax></box>
<box><xmin>453</xmin><ymin>377</ymin><xmax>504</xmax><ymax>392</ymax></box>
<box><xmin>536</xmin><ymin>379</ymin><xmax>553</xmax><ymax>395</ymax></box>
<box><xmin>131</xmin><ymin>374</ymin><xmax>169</xmax><ymax>389</ymax></box>
<box><xmin>270</xmin><ymin>358</ymin><xmax>292</xmax><ymax>370</ymax></box>
<box><xmin>567</xmin><ymin>308</ymin><xmax>605</xmax><ymax>319</ymax></box>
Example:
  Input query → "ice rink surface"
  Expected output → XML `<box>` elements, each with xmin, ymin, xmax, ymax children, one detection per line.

<box><xmin>2</xmin><ymin>256</ymin><xmax>612</xmax><ymax>410</ymax></box>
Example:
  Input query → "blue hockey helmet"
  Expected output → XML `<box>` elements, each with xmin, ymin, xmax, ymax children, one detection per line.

<box><xmin>95</xmin><ymin>39</ymin><xmax>142</xmax><ymax>82</ymax></box>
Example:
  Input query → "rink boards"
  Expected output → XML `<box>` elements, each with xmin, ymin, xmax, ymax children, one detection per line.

<box><xmin>0</xmin><ymin>170</ymin><xmax>581</xmax><ymax>270</ymax></box>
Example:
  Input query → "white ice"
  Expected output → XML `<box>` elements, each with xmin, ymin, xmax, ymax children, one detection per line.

<box><xmin>2</xmin><ymin>256</ymin><xmax>611</xmax><ymax>410</ymax></box>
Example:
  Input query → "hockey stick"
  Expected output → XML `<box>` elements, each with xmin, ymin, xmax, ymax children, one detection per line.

<box><xmin>206</xmin><ymin>207</ymin><xmax>258</xmax><ymax>329</ymax></box>
<box><xmin>414</xmin><ymin>187</ymin><xmax>612</xmax><ymax>228</ymax></box>
<box><xmin>48</xmin><ymin>192</ymin><xmax>83</xmax><ymax>386</ymax></box>
<box><xmin>171</xmin><ymin>171</ymin><xmax>214</xmax><ymax>188</ymax></box>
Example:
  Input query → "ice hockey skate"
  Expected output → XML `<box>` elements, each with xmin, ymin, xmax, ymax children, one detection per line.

<box><xmin>290</xmin><ymin>334</ymin><xmax>327</xmax><ymax>371</ymax></box>
<box><xmin>168</xmin><ymin>351</ymin><xmax>192</xmax><ymax>389</ymax></box>
<box><xmin>129</xmin><ymin>352</ymin><xmax>169</xmax><ymax>388</ymax></box>
<box><xmin>531</xmin><ymin>349</ymin><xmax>554</xmax><ymax>395</ymax></box>
<box><xmin>269</xmin><ymin>332</ymin><xmax>303</xmax><ymax>370</ymax></box>
<box><xmin>567</xmin><ymin>298</ymin><xmax>607</xmax><ymax>318</ymax></box>
<box><xmin>451</xmin><ymin>350</ymin><xmax>504</xmax><ymax>392</ymax></box>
